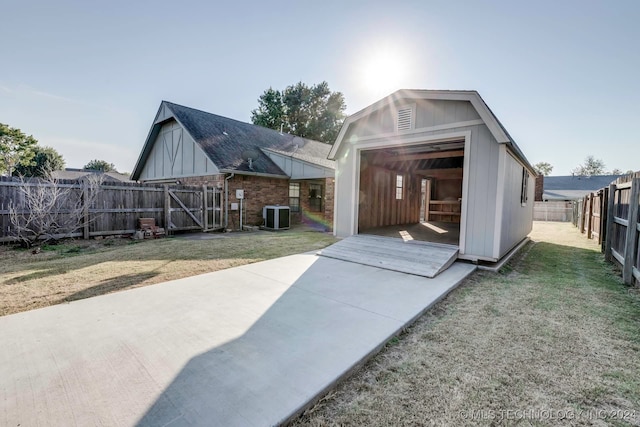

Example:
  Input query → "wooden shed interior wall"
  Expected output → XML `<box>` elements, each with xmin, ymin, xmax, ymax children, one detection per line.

<box><xmin>358</xmin><ymin>164</ymin><xmax>422</xmax><ymax>230</ymax></box>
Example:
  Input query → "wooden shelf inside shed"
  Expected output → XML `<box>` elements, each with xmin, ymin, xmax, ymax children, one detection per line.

<box><xmin>428</xmin><ymin>200</ymin><xmax>461</xmax><ymax>223</ymax></box>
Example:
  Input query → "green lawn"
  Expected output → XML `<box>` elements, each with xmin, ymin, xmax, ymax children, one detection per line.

<box><xmin>294</xmin><ymin>222</ymin><xmax>640</xmax><ymax>426</ymax></box>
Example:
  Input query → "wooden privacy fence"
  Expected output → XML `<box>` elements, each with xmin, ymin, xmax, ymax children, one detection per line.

<box><xmin>576</xmin><ymin>174</ymin><xmax>640</xmax><ymax>285</ymax></box>
<box><xmin>0</xmin><ymin>176</ymin><xmax>223</xmax><ymax>242</ymax></box>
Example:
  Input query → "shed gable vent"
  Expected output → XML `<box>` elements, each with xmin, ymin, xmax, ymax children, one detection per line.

<box><xmin>397</xmin><ymin>107</ymin><xmax>413</xmax><ymax>131</ymax></box>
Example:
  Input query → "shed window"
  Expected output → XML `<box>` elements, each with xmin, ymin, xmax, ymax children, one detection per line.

<box><xmin>289</xmin><ymin>182</ymin><xmax>300</xmax><ymax>212</ymax></box>
<box><xmin>396</xmin><ymin>174</ymin><xmax>404</xmax><ymax>200</ymax></box>
<box><xmin>397</xmin><ymin>107</ymin><xmax>413</xmax><ymax>131</ymax></box>
<box><xmin>520</xmin><ymin>167</ymin><xmax>529</xmax><ymax>205</ymax></box>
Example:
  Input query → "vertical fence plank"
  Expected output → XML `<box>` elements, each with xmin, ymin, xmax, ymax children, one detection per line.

<box><xmin>587</xmin><ymin>194</ymin><xmax>594</xmax><ymax>239</ymax></box>
<box><xmin>623</xmin><ymin>178</ymin><xmax>640</xmax><ymax>284</ymax></box>
<box><xmin>82</xmin><ymin>183</ymin><xmax>90</xmax><ymax>239</ymax></box>
<box><xmin>601</xmin><ymin>187</ymin><xmax>609</xmax><ymax>251</ymax></box>
<box><xmin>164</xmin><ymin>184</ymin><xmax>171</xmax><ymax>234</ymax></box>
<box><xmin>604</xmin><ymin>184</ymin><xmax>616</xmax><ymax>262</ymax></box>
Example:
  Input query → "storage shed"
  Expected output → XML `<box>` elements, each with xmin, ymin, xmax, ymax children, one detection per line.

<box><xmin>328</xmin><ymin>90</ymin><xmax>536</xmax><ymax>263</ymax></box>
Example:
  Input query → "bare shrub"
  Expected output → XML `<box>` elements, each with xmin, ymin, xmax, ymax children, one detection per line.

<box><xmin>8</xmin><ymin>172</ymin><xmax>103</xmax><ymax>248</ymax></box>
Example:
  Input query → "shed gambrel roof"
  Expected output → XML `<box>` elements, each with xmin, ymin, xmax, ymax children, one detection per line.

<box><xmin>329</xmin><ymin>89</ymin><xmax>535</xmax><ymax>173</ymax></box>
<box><xmin>543</xmin><ymin>175</ymin><xmax>621</xmax><ymax>200</ymax></box>
<box><xmin>131</xmin><ymin>101</ymin><xmax>333</xmax><ymax>180</ymax></box>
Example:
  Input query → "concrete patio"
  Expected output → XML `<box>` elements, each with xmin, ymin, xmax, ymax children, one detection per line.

<box><xmin>0</xmin><ymin>253</ymin><xmax>475</xmax><ymax>426</ymax></box>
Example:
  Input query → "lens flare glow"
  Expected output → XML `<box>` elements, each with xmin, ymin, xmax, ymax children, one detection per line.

<box><xmin>360</xmin><ymin>46</ymin><xmax>407</xmax><ymax>97</ymax></box>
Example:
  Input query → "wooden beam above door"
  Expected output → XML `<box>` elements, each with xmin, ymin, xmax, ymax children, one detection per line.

<box><xmin>414</xmin><ymin>168</ymin><xmax>463</xmax><ymax>179</ymax></box>
<box><xmin>390</xmin><ymin>150</ymin><xmax>464</xmax><ymax>162</ymax></box>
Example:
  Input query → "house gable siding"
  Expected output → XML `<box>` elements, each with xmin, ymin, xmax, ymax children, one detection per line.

<box><xmin>139</xmin><ymin>120</ymin><xmax>218</xmax><ymax>181</ymax></box>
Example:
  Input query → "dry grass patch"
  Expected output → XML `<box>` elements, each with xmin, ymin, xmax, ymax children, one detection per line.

<box><xmin>294</xmin><ymin>222</ymin><xmax>640</xmax><ymax>426</ymax></box>
<box><xmin>0</xmin><ymin>230</ymin><xmax>336</xmax><ymax>316</ymax></box>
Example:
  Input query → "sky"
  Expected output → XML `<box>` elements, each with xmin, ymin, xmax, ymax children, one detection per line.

<box><xmin>1</xmin><ymin>0</ymin><xmax>638</xmax><ymax>175</ymax></box>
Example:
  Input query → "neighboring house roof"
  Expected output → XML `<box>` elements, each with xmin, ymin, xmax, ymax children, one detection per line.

<box><xmin>262</xmin><ymin>146</ymin><xmax>335</xmax><ymax>170</ymax></box>
<box><xmin>51</xmin><ymin>168</ymin><xmax>133</xmax><ymax>182</ymax></box>
<box><xmin>131</xmin><ymin>101</ymin><xmax>334</xmax><ymax>180</ymax></box>
<box><xmin>542</xmin><ymin>175</ymin><xmax>621</xmax><ymax>200</ymax></box>
<box><xmin>329</xmin><ymin>89</ymin><xmax>535</xmax><ymax>173</ymax></box>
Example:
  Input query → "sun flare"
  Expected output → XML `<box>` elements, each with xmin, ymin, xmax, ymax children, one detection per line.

<box><xmin>361</xmin><ymin>47</ymin><xmax>407</xmax><ymax>97</ymax></box>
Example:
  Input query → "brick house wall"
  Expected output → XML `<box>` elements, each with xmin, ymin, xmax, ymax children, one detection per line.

<box><xmin>178</xmin><ymin>174</ymin><xmax>226</xmax><ymax>187</ymax></box>
<box><xmin>227</xmin><ymin>175</ymin><xmax>289</xmax><ymax>227</ymax></box>
<box><xmin>168</xmin><ymin>174</ymin><xmax>334</xmax><ymax>230</ymax></box>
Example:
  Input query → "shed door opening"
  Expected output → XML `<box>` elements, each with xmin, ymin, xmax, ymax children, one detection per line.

<box><xmin>357</xmin><ymin>142</ymin><xmax>464</xmax><ymax>246</ymax></box>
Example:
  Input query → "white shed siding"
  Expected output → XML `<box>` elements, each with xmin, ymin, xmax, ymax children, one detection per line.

<box><xmin>139</xmin><ymin>120</ymin><xmax>218</xmax><ymax>181</ymax></box>
<box><xmin>498</xmin><ymin>151</ymin><xmax>535</xmax><ymax>256</ymax></box>
<box><xmin>415</xmin><ymin>99</ymin><xmax>480</xmax><ymax>128</ymax></box>
<box><xmin>462</xmin><ymin>125</ymin><xmax>499</xmax><ymax>259</ymax></box>
<box><xmin>264</xmin><ymin>151</ymin><xmax>333</xmax><ymax>179</ymax></box>
<box><xmin>343</xmin><ymin>100</ymin><xmax>480</xmax><ymax>142</ymax></box>
<box><xmin>334</xmin><ymin>148</ymin><xmax>358</xmax><ymax>237</ymax></box>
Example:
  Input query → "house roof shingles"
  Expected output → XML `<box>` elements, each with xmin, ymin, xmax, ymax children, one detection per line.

<box><xmin>542</xmin><ymin>175</ymin><xmax>621</xmax><ymax>200</ymax></box>
<box><xmin>162</xmin><ymin>102</ymin><xmax>333</xmax><ymax>177</ymax></box>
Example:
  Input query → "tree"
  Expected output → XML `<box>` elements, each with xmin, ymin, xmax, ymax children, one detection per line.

<box><xmin>572</xmin><ymin>155</ymin><xmax>606</xmax><ymax>176</ymax></box>
<box><xmin>9</xmin><ymin>173</ymin><xmax>103</xmax><ymax>248</ymax></box>
<box><xmin>251</xmin><ymin>81</ymin><xmax>346</xmax><ymax>143</ymax></box>
<box><xmin>611</xmin><ymin>168</ymin><xmax>623</xmax><ymax>175</ymax></box>
<box><xmin>13</xmin><ymin>146</ymin><xmax>65</xmax><ymax>178</ymax></box>
<box><xmin>84</xmin><ymin>159</ymin><xmax>116</xmax><ymax>172</ymax></box>
<box><xmin>0</xmin><ymin>123</ymin><xmax>37</xmax><ymax>176</ymax></box>
<box><xmin>533</xmin><ymin>162</ymin><xmax>553</xmax><ymax>176</ymax></box>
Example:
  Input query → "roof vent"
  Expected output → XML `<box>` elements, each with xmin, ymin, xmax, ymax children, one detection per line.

<box><xmin>397</xmin><ymin>107</ymin><xmax>413</xmax><ymax>131</ymax></box>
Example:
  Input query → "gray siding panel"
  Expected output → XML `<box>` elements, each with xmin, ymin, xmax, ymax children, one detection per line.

<box><xmin>499</xmin><ymin>152</ymin><xmax>534</xmax><ymax>256</ymax></box>
<box><xmin>334</xmin><ymin>155</ymin><xmax>356</xmax><ymax>237</ymax></box>
<box><xmin>139</xmin><ymin>120</ymin><xmax>218</xmax><ymax>180</ymax></box>
<box><xmin>349</xmin><ymin>100</ymin><xmax>478</xmax><ymax>138</ymax></box>
<box><xmin>264</xmin><ymin>152</ymin><xmax>333</xmax><ymax>179</ymax></box>
<box><xmin>462</xmin><ymin>125</ymin><xmax>497</xmax><ymax>259</ymax></box>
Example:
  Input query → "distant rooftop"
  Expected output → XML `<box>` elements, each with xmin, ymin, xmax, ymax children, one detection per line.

<box><xmin>542</xmin><ymin>174</ymin><xmax>621</xmax><ymax>200</ymax></box>
<box><xmin>51</xmin><ymin>168</ymin><xmax>133</xmax><ymax>182</ymax></box>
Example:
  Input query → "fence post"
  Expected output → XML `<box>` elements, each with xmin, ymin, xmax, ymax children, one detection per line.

<box><xmin>601</xmin><ymin>187</ymin><xmax>609</xmax><ymax>251</ymax></box>
<box><xmin>604</xmin><ymin>184</ymin><xmax>616</xmax><ymax>261</ymax></box>
<box><xmin>164</xmin><ymin>184</ymin><xmax>171</xmax><ymax>235</ymax></box>
<box><xmin>580</xmin><ymin>198</ymin><xmax>587</xmax><ymax>233</ymax></box>
<box><xmin>622</xmin><ymin>178</ymin><xmax>640</xmax><ymax>285</ymax></box>
<box><xmin>202</xmin><ymin>185</ymin><xmax>208</xmax><ymax>231</ymax></box>
<box><xmin>587</xmin><ymin>193</ymin><xmax>594</xmax><ymax>239</ymax></box>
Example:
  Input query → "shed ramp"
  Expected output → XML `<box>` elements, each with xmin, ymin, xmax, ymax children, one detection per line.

<box><xmin>318</xmin><ymin>234</ymin><xmax>459</xmax><ymax>278</ymax></box>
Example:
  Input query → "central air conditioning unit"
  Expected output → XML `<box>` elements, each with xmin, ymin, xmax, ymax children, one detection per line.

<box><xmin>263</xmin><ymin>205</ymin><xmax>290</xmax><ymax>230</ymax></box>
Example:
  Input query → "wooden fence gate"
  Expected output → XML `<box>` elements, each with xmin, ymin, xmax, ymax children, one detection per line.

<box><xmin>164</xmin><ymin>185</ymin><xmax>223</xmax><ymax>232</ymax></box>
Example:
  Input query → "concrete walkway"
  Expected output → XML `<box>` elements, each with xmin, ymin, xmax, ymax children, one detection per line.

<box><xmin>0</xmin><ymin>254</ymin><xmax>476</xmax><ymax>426</ymax></box>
